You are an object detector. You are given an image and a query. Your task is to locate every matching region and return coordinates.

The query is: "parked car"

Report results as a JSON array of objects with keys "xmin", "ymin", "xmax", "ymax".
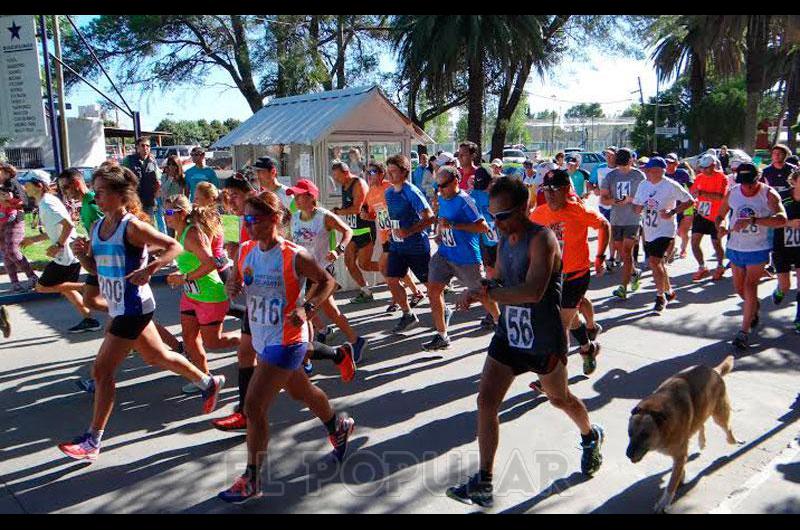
[
  {"xmin": 683, "ymin": 148, "xmax": 750, "ymax": 171},
  {"xmin": 570, "ymin": 152, "xmax": 605, "ymax": 175},
  {"xmin": 502, "ymin": 148, "xmax": 527, "ymax": 165},
  {"xmin": 152, "ymin": 145, "xmax": 198, "ymax": 169},
  {"xmin": 563, "ymin": 147, "xmax": 583, "ymax": 154}
]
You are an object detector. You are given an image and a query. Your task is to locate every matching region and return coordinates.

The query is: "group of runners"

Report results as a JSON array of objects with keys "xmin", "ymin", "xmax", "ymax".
[{"xmin": 0, "ymin": 138, "xmax": 798, "ymax": 508}]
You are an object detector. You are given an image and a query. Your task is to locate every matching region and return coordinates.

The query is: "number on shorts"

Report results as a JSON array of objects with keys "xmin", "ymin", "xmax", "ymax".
[
  {"xmin": 440, "ymin": 227, "xmax": 456, "ymax": 247},
  {"xmin": 785, "ymin": 227, "xmax": 800, "ymax": 247},
  {"xmin": 644, "ymin": 209, "xmax": 659, "ymax": 228},
  {"xmin": 249, "ymin": 296, "xmax": 282, "ymax": 326},
  {"xmin": 505, "ymin": 306, "xmax": 534, "ymax": 349}
]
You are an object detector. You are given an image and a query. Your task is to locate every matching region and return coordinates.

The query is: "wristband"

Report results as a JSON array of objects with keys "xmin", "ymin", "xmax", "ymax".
[
  {"xmin": 303, "ymin": 301, "xmax": 316, "ymax": 314},
  {"xmin": 335, "ymin": 244, "xmax": 346, "ymax": 254}
]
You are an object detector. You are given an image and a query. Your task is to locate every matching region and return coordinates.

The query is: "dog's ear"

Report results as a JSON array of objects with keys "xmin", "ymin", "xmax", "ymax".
[{"xmin": 631, "ymin": 406, "xmax": 641, "ymax": 415}]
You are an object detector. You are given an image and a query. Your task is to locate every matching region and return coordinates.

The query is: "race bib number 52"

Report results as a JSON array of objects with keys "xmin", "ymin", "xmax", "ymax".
[{"xmin": 505, "ymin": 306, "xmax": 534, "ymax": 349}]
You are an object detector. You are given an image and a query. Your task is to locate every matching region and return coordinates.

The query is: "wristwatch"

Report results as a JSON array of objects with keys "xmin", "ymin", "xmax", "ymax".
[
  {"xmin": 303, "ymin": 301, "xmax": 317, "ymax": 315},
  {"xmin": 335, "ymin": 243, "xmax": 346, "ymax": 254}
]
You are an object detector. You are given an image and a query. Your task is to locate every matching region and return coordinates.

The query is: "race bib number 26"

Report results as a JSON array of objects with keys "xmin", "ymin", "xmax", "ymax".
[{"xmin": 505, "ymin": 306, "xmax": 534, "ymax": 349}]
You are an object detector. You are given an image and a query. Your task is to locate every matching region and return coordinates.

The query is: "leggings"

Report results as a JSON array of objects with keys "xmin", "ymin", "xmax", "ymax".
[{"xmin": 1, "ymin": 219, "xmax": 36, "ymax": 284}]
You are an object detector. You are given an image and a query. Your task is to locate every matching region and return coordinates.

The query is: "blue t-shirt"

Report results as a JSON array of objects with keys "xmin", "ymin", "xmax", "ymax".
[
  {"xmin": 385, "ymin": 182, "xmax": 432, "ymax": 255},
  {"xmin": 411, "ymin": 165, "xmax": 426, "ymax": 189},
  {"xmin": 184, "ymin": 166, "xmax": 220, "ymax": 201},
  {"xmin": 469, "ymin": 188, "xmax": 498, "ymax": 247},
  {"xmin": 437, "ymin": 190, "xmax": 483, "ymax": 264}
]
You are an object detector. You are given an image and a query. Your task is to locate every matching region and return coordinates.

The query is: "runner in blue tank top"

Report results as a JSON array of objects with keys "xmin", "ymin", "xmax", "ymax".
[{"xmin": 57, "ymin": 165, "xmax": 226, "ymax": 462}]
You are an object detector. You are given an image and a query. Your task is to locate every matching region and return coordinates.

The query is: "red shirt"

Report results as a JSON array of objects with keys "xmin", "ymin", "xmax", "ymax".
[{"xmin": 459, "ymin": 165, "xmax": 477, "ymax": 191}]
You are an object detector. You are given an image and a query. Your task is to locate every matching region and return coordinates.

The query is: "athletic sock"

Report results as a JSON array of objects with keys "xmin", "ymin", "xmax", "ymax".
[
  {"xmin": 309, "ymin": 341, "xmax": 340, "ymax": 363},
  {"xmin": 440, "ymin": 332, "xmax": 449, "ymax": 341},
  {"xmin": 245, "ymin": 464, "xmax": 258, "ymax": 483},
  {"xmin": 197, "ymin": 374, "xmax": 212, "ymax": 390},
  {"xmin": 581, "ymin": 428, "xmax": 598, "ymax": 445},
  {"xmin": 361, "ymin": 286, "xmax": 371, "ymax": 295},
  {"xmin": 479, "ymin": 469, "xmax": 493, "ymax": 483},
  {"xmin": 238, "ymin": 367, "xmax": 255, "ymax": 412},
  {"xmin": 570, "ymin": 323, "xmax": 590, "ymax": 347},
  {"xmin": 323, "ymin": 414, "xmax": 337, "ymax": 435},
  {"xmin": 88, "ymin": 428, "xmax": 103, "ymax": 446}
]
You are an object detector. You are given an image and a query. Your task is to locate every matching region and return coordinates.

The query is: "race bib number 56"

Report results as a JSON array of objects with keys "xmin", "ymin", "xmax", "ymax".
[{"xmin": 505, "ymin": 306, "xmax": 534, "ymax": 349}]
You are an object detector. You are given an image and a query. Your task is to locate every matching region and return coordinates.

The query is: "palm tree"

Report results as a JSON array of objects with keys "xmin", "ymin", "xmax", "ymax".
[{"xmin": 392, "ymin": 16, "xmax": 546, "ymax": 147}]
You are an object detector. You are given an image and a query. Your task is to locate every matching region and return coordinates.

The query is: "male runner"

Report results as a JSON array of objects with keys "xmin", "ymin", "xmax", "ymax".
[
  {"xmin": 771, "ymin": 168, "xmax": 800, "ymax": 333},
  {"xmin": 600, "ymin": 148, "xmax": 645, "ymax": 300},
  {"xmin": 690, "ymin": 154, "xmax": 728, "ymax": 281},
  {"xmin": 424, "ymin": 165, "xmax": 499, "ymax": 351},
  {"xmin": 470, "ymin": 167, "xmax": 500, "ymax": 328},
  {"xmin": 331, "ymin": 161, "xmax": 379, "ymax": 304},
  {"xmin": 716, "ymin": 163, "xmax": 787, "ymax": 350},
  {"xmin": 632, "ymin": 158, "xmax": 695, "ymax": 313},
  {"xmin": 664, "ymin": 153, "xmax": 694, "ymax": 261},
  {"xmin": 446, "ymin": 177, "xmax": 603, "ymax": 507}
]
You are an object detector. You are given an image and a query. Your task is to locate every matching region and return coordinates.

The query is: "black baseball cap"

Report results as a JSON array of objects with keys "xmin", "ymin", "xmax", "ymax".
[
  {"xmin": 225, "ymin": 172, "xmax": 255, "ymax": 192},
  {"xmin": 473, "ymin": 167, "xmax": 493, "ymax": 191},
  {"xmin": 542, "ymin": 169, "xmax": 571, "ymax": 188},
  {"xmin": 252, "ymin": 156, "xmax": 277, "ymax": 171},
  {"xmin": 735, "ymin": 163, "xmax": 759, "ymax": 184}
]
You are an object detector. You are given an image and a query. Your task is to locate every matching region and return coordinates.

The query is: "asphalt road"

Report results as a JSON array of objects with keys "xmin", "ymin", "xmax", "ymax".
[{"xmin": 1, "ymin": 229, "xmax": 798, "ymax": 514}]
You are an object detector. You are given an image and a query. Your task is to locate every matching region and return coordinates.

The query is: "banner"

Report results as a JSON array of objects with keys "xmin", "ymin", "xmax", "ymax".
[{"xmin": 0, "ymin": 15, "xmax": 46, "ymax": 139}]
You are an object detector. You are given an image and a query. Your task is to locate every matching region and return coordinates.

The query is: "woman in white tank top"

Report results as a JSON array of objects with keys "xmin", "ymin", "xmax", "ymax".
[
  {"xmin": 287, "ymin": 179, "xmax": 367, "ymax": 356},
  {"xmin": 57, "ymin": 165, "xmax": 227, "ymax": 463},
  {"xmin": 716, "ymin": 163, "xmax": 787, "ymax": 350}
]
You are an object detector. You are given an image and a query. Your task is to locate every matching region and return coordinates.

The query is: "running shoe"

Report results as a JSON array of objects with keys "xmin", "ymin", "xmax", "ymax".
[
  {"xmin": 336, "ymin": 343, "xmax": 356, "ymax": 383},
  {"xmin": 0, "ymin": 305, "xmax": 10, "ymax": 338},
  {"xmin": 606, "ymin": 258, "xmax": 619, "ymax": 273},
  {"xmin": 580, "ymin": 424, "xmax": 604, "ymax": 476},
  {"xmin": 630, "ymin": 270, "xmax": 641, "ymax": 293},
  {"xmin": 303, "ymin": 359, "xmax": 314, "ymax": 375},
  {"xmin": 10, "ymin": 283, "xmax": 27, "ymax": 293},
  {"xmin": 446, "ymin": 473, "xmax": 494, "ymax": 508},
  {"xmin": 712, "ymin": 266, "xmax": 726, "ymax": 281},
  {"xmin": 68, "ymin": 317, "xmax": 102, "ymax": 334},
  {"xmin": 201, "ymin": 375, "xmax": 226, "ymax": 414},
  {"xmin": 385, "ymin": 303, "xmax": 401, "ymax": 313},
  {"xmin": 443, "ymin": 283, "xmax": 454, "ymax": 295},
  {"xmin": 75, "ymin": 378, "xmax": 95, "ymax": 394},
  {"xmin": 58, "ymin": 432, "xmax": 100, "ymax": 461},
  {"xmin": 692, "ymin": 268, "xmax": 709, "ymax": 282},
  {"xmin": 582, "ymin": 342, "xmax": 599, "ymax": 376},
  {"xmin": 218, "ymin": 475, "xmax": 262, "ymax": 504},
  {"xmin": 653, "ymin": 296, "xmax": 666, "ymax": 314},
  {"xmin": 587, "ymin": 323, "xmax": 603, "ymax": 342},
  {"xmin": 329, "ymin": 413, "xmax": 355, "ymax": 463},
  {"xmin": 352, "ymin": 336, "xmax": 367, "ymax": 364},
  {"xmin": 732, "ymin": 330, "xmax": 749, "ymax": 350},
  {"xmin": 212, "ymin": 411, "xmax": 247, "ymax": 432},
  {"xmin": 349, "ymin": 290, "xmax": 374, "ymax": 304},
  {"xmin": 772, "ymin": 288, "xmax": 785, "ymax": 306},
  {"xmin": 392, "ymin": 312, "xmax": 419, "ymax": 333},
  {"xmin": 315, "ymin": 324, "xmax": 334, "ymax": 344},
  {"xmin": 479, "ymin": 313, "xmax": 496, "ymax": 331},
  {"xmin": 665, "ymin": 291, "xmax": 677, "ymax": 303},
  {"xmin": 612, "ymin": 285, "xmax": 627, "ymax": 300},
  {"xmin": 422, "ymin": 333, "xmax": 451, "ymax": 351},
  {"xmin": 182, "ymin": 382, "xmax": 202, "ymax": 395},
  {"xmin": 409, "ymin": 292, "xmax": 425, "ymax": 308}
]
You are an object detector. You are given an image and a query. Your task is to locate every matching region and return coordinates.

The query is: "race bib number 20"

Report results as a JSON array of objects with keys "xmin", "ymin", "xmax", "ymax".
[
  {"xmin": 505, "ymin": 306, "xmax": 534, "ymax": 349},
  {"xmin": 785, "ymin": 227, "xmax": 800, "ymax": 247}
]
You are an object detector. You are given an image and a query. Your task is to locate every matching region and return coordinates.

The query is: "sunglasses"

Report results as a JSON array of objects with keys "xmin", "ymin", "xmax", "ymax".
[
  {"xmin": 164, "ymin": 208, "xmax": 184, "ymax": 216},
  {"xmin": 436, "ymin": 177, "xmax": 457, "ymax": 189},
  {"xmin": 541, "ymin": 184, "xmax": 567, "ymax": 192},
  {"xmin": 367, "ymin": 169, "xmax": 379, "ymax": 175},
  {"xmin": 487, "ymin": 208, "xmax": 515, "ymax": 222},
  {"xmin": 191, "ymin": 152, "xmax": 203, "ymax": 157},
  {"xmin": 241, "ymin": 214, "xmax": 271, "ymax": 225}
]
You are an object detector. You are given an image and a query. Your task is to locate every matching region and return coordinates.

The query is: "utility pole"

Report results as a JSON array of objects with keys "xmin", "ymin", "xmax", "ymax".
[
  {"xmin": 637, "ymin": 76, "xmax": 647, "ymax": 154},
  {"xmin": 654, "ymin": 77, "xmax": 659, "ymax": 154},
  {"xmin": 52, "ymin": 15, "xmax": 70, "ymax": 169},
  {"xmin": 39, "ymin": 16, "xmax": 62, "ymax": 175}
]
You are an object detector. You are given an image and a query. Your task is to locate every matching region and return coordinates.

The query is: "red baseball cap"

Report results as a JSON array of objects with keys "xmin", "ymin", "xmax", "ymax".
[{"xmin": 286, "ymin": 178, "xmax": 319, "ymax": 199}]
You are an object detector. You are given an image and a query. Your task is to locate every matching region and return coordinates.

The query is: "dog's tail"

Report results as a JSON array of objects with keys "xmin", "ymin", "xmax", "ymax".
[{"xmin": 714, "ymin": 355, "xmax": 734, "ymax": 377}]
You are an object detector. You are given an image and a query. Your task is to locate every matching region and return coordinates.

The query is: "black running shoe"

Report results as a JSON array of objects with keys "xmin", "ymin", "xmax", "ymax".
[
  {"xmin": 392, "ymin": 312, "xmax": 419, "ymax": 333},
  {"xmin": 68, "ymin": 318, "xmax": 102, "ymax": 334},
  {"xmin": 422, "ymin": 333, "xmax": 450, "ymax": 351},
  {"xmin": 315, "ymin": 325, "xmax": 334, "ymax": 344},
  {"xmin": 580, "ymin": 424, "xmax": 604, "ymax": 476},
  {"xmin": 653, "ymin": 296, "xmax": 666, "ymax": 314},
  {"xmin": 733, "ymin": 330, "xmax": 749, "ymax": 350},
  {"xmin": 446, "ymin": 473, "xmax": 493, "ymax": 507},
  {"xmin": 409, "ymin": 293, "xmax": 425, "ymax": 308},
  {"xmin": 0, "ymin": 305, "xmax": 10, "ymax": 338},
  {"xmin": 587, "ymin": 323, "xmax": 603, "ymax": 342}
]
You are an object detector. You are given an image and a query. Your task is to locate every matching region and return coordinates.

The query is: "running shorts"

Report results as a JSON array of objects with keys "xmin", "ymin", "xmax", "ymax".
[
  {"xmin": 488, "ymin": 334, "xmax": 567, "ymax": 376},
  {"xmin": 562, "ymin": 270, "xmax": 590, "ymax": 309},
  {"xmin": 180, "ymin": 295, "xmax": 230, "ymax": 326},
  {"xmin": 258, "ymin": 342, "xmax": 309, "ymax": 370},
  {"xmin": 773, "ymin": 248, "xmax": 800, "ymax": 274},
  {"xmin": 644, "ymin": 237, "xmax": 674, "ymax": 259},
  {"xmin": 38, "ymin": 261, "xmax": 81, "ymax": 287},
  {"xmin": 692, "ymin": 215, "xmax": 718, "ymax": 240},
  {"xmin": 352, "ymin": 225, "xmax": 377, "ymax": 249},
  {"xmin": 612, "ymin": 225, "xmax": 640, "ymax": 241},
  {"xmin": 726, "ymin": 248, "xmax": 771, "ymax": 269},
  {"xmin": 428, "ymin": 252, "xmax": 484, "ymax": 290},
  {"xmin": 387, "ymin": 251, "xmax": 430, "ymax": 284},
  {"xmin": 109, "ymin": 312, "xmax": 154, "ymax": 340}
]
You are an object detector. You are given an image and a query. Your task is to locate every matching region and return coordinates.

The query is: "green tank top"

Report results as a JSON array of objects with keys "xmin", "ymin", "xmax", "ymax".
[{"xmin": 176, "ymin": 225, "xmax": 227, "ymax": 303}]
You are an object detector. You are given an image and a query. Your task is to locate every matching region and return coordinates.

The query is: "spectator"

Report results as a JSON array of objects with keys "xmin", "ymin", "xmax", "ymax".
[
  {"xmin": 0, "ymin": 162, "xmax": 37, "ymax": 292},
  {"xmin": 122, "ymin": 135, "xmax": 161, "ymax": 228},
  {"xmin": 412, "ymin": 152, "xmax": 429, "ymax": 189},
  {"xmin": 719, "ymin": 145, "xmax": 730, "ymax": 172},
  {"xmin": 184, "ymin": 147, "xmax": 220, "ymax": 202},
  {"xmin": 490, "ymin": 159, "xmax": 504, "ymax": 177},
  {"xmin": 348, "ymin": 147, "xmax": 366, "ymax": 177},
  {"xmin": 456, "ymin": 141, "xmax": 480, "ymax": 191},
  {"xmin": 762, "ymin": 144, "xmax": 797, "ymax": 192}
]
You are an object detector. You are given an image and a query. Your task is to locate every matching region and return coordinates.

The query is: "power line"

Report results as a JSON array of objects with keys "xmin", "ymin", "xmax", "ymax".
[{"xmin": 526, "ymin": 92, "xmax": 636, "ymax": 106}]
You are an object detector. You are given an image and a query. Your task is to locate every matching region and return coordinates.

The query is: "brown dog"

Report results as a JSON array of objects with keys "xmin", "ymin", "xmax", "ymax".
[{"xmin": 626, "ymin": 355, "xmax": 741, "ymax": 513}]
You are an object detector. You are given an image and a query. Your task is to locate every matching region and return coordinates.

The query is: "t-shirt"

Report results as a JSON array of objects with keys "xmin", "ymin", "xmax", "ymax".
[
  {"xmin": 666, "ymin": 168, "xmax": 694, "ymax": 214},
  {"xmin": 690, "ymin": 170, "xmax": 729, "ymax": 221},
  {"xmin": 364, "ymin": 180, "xmax": 392, "ymax": 244},
  {"xmin": 38, "ymin": 193, "xmax": 78, "ymax": 266},
  {"xmin": 530, "ymin": 201, "xmax": 606, "ymax": 275},
  {"xmin": 411, "ymin": 165, "xmax": 426, "ymax": 189},
  {"xmin": 384, "ymin": 182, "xmax": 432, "ymax": 255},
  {"xmin": 601, "ymin": 167, "xmax": 646, "ymax": 226},
  {"xmin": 568, "ymin": 168, "xmax": 590, "ymax": 196},
  {"xmin": 470, "ymin": 188, "xmax": 498, "ymax": 247},
  {"xmin": 590, "ymin": 164, "xmax": 615, "ymax": 211},
  {"xmin": 762, "ymin": 163, "xmax": 796, "ymax": 191},
  {"xmin": 633, "ymin": 177, "xmax": 694, "ymax": 242},
  {"xmin": 184, "ymin": 166, "xmax": 220, "ymax": 201},
  {"xmin": 262, "ymin": 182, "xmax": 294, "ymax": 210},
  {"xmin": 458, "ymin": 165, "xmax": 477, "ymax": 191},
  {"xmin": 436, "ymin": 190, "xmax": 483, "ymax": 265},
  {"xmin": 775, "ymin": 189, "xmax": 800, "ymax": 251},
  {"xmin": 80, "ymin": 190, "xmax": 103, "ymax": 234},
  {"xmin": 123, "ymin": 154, "xmax": 161, "ymax": 208}
]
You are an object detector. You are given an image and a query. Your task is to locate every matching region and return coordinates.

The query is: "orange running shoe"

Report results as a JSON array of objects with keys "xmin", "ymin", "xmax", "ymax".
[
  {"xmin": 212, "ymin": 411, "xmax": 247, "ymax": 432},
  {"xmin": 692, "ymin": 268, "xmax": 709, "ymax": 282},
  {"xmin": 337, "ymin": 343, "xmax": 356, "ymax": 383},
  {"xmin": 712, "ymin": 266, "xmax": 726, "ymax": 281}
]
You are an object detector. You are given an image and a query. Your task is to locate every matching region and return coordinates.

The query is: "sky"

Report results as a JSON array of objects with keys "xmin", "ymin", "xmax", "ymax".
[{"xmin": 62, "ymin": 16, "xmax": 663, "ymax": 132}]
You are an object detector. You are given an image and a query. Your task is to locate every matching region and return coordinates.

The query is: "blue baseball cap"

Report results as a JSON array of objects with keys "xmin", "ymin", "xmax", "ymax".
[{"xmin": 644, "ymin": 157, "xmax": 667, "ymax": 169}]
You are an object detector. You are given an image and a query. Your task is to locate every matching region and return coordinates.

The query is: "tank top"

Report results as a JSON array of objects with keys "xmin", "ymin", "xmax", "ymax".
[
  {"xmin": 341, "ymin": 177, "xmax": 373, "ymax": 235},
  {"xmin": 210, "ymin": 229, "xmax": 230, "ymax": 271},
  {"xmin": 238, "ymin": 237, "xmax": 309, "ymax": 354},
  {"xmin": 726, "ymin": 184, "xmax": 772, "ymax": 252},
  {"xmin": 496, "ymin": 223, "xmax": 566, "ymax": 356},
  {"xmin": 176, "ymin": 225, "xmax": 228, "ymax": 303},
  {"xmin": 91, "ymin": 213, "xmax": 156, "ymax": 317},
  {"xmin": 291, "ymin": 208, "xmax": 332, "ymax": 267}
]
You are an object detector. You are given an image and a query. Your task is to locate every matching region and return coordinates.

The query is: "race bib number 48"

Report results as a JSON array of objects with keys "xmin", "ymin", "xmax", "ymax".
[
  {"xmin": 376, "ymin": 207, "xmax": 391, "ymax": 230},
  {"xmin": 505, "ymin": 306, "xmax": 534, "ymax": 349},
  {"xmin": 345, "ymin": 214, "xmax": 359, "ymax": 229}
]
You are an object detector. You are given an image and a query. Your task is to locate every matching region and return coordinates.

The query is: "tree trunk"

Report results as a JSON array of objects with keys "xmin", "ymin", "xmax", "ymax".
[
  {"xmin": 687, "ymin": 55, "xmax": 706, "ymax": 154},
  {"xmin": 466, "ymin": 51, "xmax": 484, "ymax": 146},
  {"xmin": 743, "ymin": 15, "xmax": 771, "ymax": 154},
  {"xmin": 786, "ymin": 53, "xmax": 800, "ymax": 152},
  {"xmin": 335, "ymin": 16, "xmax": 346, "ymax": 89},
  {"xmin": 309, "ymin": 15, "xmax": 332, "ymax": 91},
  {"xmin": 492, "ymin": 59, "xmax": 533, "ymax": 160},
  {"xmin": 230, "ymin": 15, "xmax": 263, "ymax": 112},
  {"xmin": 772, "ymin": 80, "xmax": 787, "ymax": 147}
]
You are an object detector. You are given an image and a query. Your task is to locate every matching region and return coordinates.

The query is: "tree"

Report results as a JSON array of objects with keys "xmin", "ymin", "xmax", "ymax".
[
  {"xmin": 564, "ymin": 102, "xmax": 605, "ymax": 120},
  {"xmin": 534, "ymin": 110, "xmax": 558, "ymax": 120},
  {"xmin": 154, "ymin": 118, "xmax": 242, "ymax": 146},
  {"xmin": 620, "ymin": 104, "xmax": 640, "ymax": 118}
]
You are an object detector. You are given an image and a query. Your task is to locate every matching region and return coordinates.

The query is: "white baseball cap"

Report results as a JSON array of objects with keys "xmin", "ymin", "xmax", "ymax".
[
  {"xmin": 27, "ymin": 169, "xmax": 52, "ymax": 186},
  {"xmin": 490, "ymin": 158, "xmax": 503, "ymax": 167},
  {"xmin": 435, "ymin": 152, "xmax": 456, "ymax": 166},
  {"xmin": 698, "ymin": 154, "xmax": 718, "ymax": 168}
]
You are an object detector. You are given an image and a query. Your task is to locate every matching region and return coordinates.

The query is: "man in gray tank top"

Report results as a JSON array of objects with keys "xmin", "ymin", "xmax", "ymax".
[{"xmin": 445, "ymin": 177, "xmax": 604, "ymax": 508}]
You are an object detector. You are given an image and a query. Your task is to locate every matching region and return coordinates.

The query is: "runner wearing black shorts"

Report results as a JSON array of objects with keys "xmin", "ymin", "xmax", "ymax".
[{"xmin": 772, "ymin": 170, "xmax": 800, "ymax": 333}]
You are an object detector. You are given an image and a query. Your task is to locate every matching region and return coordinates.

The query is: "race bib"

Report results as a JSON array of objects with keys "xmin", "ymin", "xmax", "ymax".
[
  {"xmin": 697, "ymin": 201, "xmax": 712, "ymax": 217},
  {"xmin": 100, "ymin": 277, "xmax": 124, "ymax": 308},
  {"xmin": 505, "ymin": 306, "xmax": 534, "ymax": 349},
  {"xmin": 376, "ymin": 207, "xmax": 391, "ymax": 231},
  {"xmin": 183, "ymin": 279, "xmax": 200, "ymax": 295},
  {"xmin": 440, "ymin": 227, "xmax": 456, "ymax": 247},
  {"xmin": 644, "ymin": 209, "xmax": 659, "ymax": 228},
  {"xmin": 485, "ymin": 226, "xmax": 499, "ymax": 243},
  {"xmin": 615, "ymin": 181, "xmax": 631, "ymax": 200},
  {"xmin": 736, "ymin": 209, "xmax": 760, "ymax": 235},
  {"xmin": 549, "ymin": 222, "xmax": 565, "ymax": 247},
  {"xmin": 785, "ymin": 227, "xmax": 800, "ymax": 247},
  {"xmin": 249, "ymin": 295, "xmax": 283, "ymax": 326},
  {"xmin": 390, "ymin": 220, "xmax": 404, "ymax": 243},
  {"xmin": 345, "ymin": 214, "xmax": 359, "ymax": 229}
]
